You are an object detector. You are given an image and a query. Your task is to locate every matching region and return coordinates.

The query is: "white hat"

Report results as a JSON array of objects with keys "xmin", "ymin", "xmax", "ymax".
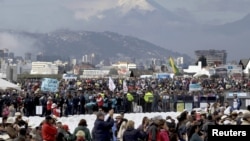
[
  {"xmin": 51, "ymin": 103, "xmax": 57, "ymax": 109},
  {"xmin": 221, "ymin": 115, "xmax": 228, "ymax": 120},
  {"xmin": 15, "ymin": 112, "xmax": 21, "ymax": 117},
  {"xmin": 48, "ymin": 96, "xmax": 52, "ymax": 99},
  {"xmin": 6, "ymin": 117, "xmax": 15, "ymax": 124}
]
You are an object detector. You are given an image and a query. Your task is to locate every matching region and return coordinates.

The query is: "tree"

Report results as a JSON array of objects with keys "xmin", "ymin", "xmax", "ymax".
[{"xmin": 196, "ymin": 55, "xmax": 207, "ymax": 67}]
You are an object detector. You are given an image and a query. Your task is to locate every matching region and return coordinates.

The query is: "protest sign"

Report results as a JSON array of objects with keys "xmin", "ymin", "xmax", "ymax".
[{"xmin": 41, "ymin": 78, "xmax": 59, "ymax": 92}]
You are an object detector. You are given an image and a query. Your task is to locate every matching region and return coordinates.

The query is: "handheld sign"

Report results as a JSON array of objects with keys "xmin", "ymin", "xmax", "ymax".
[{"xmin": 41, "ymin": 78, "xmax": 59, "ymax": 93}]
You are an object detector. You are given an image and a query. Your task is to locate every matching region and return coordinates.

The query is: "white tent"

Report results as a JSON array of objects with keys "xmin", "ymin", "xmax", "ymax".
[
  {"xmin": 0, "ymin": 78, "xmax": 21, "ymax": 91},
  {"xmin": 193, "ymin": 68, "xmax": 210, "ymax": 78}
]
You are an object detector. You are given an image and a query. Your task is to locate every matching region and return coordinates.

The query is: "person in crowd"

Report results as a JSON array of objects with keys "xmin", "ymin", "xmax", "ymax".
[
  {"xmin": 52, "ymin": 103, "xmax": 61, "ymax": 118},
  {"xmin": 188, "ymin": 125, "xmax": 203, "ymax": 141},
  {"xmin": 116, "ymin": 114, "xmax": 128, "ymax": 141},
  {"xmin": 41, "ymin": 115, "xmax": 57, "ymax": 141},
  {"xmin": 137, "ymin": 116, "xmax": 149, "ymax": 131},
  {"xmin": 15, "ymin": 114, "xmax": 28, "ymax": 129},
  {"xmin": 123, "ymin": 120, "xmax": 146, "ymax": 141},
  {"xmin": 176, "ymin": 111, "xmax": 188, "ymax": 141},
  {"xmin": 30, "ymin": 126, "xmax": 43, "ymax": 141},
  {"xmin": 92, "ymin": 109, "xmax": 114, "ymax": 141},
  {"xmin": 147, "ymin": 116, "xmax": 161, "ymax": 141},
  {"xmin": 46, "ymin": 97, "xmax": 53, "ymax": 116},
  {"xmin": 2, "ymin": 104, "xmax": 10, "ymax": 118},
  {"xmin": 5, "ymin": 117, "xmax": 19, "ymax": 139},
  {"xmin": 201, "ymin": 114, "xmax": 214, "ymax": 141},
  {"xmin": 158, "ymin": 119, "xmax": 170, "ymax": 141},
  {"xmin": 14, "ymin": 128, "xmax": 26, "ymax": 141},
  {"xmin": 241, "ymin": 111, "xmax": 250, "ymax": 125},
  {"xmin": 73, "ymin": 119, "xmax": 91, "ymax": 141},
  {"xmin": 62, "ymin": 124, "xmax": 75, "ymax": 141},
  {"xmin": 232, "ymin": 94, "xmax": 242, "ymax": 110}
]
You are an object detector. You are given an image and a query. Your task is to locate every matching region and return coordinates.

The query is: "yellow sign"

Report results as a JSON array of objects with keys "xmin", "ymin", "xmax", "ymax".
[{"xmin": 177, "ymin": 102, "xmax": 185, "ymax": 112}]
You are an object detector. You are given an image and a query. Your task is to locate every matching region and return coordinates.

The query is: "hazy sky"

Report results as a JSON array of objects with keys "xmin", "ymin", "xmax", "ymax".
[{"xmin": 0, "ymin": 0, "xmax": 250, "ymax": 61}]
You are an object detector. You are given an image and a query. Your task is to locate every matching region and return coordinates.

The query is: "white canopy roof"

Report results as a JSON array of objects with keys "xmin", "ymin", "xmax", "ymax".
[
  {"xmin": 193, "ymin": 68, "xmax": 210, "ymax": 78},
  {"xmin": 0, "ymin": 78, "xmax": 21, "ymax": 91}
]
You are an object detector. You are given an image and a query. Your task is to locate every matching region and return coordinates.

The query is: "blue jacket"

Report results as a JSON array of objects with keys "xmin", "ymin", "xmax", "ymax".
[{"xmin": 93, "ymin": 117, "xmax": 114, "ymax": 141}]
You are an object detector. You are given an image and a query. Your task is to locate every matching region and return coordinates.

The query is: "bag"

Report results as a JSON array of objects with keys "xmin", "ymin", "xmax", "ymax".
[{"xmin": 64, "ymin": 132, "xmax": 75, "ymax": 141}]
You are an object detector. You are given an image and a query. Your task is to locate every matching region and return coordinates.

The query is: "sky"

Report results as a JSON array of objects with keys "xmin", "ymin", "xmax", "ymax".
[{"xmin": 0, "ymin": 0, "xmax": 250, "ymax": 61}]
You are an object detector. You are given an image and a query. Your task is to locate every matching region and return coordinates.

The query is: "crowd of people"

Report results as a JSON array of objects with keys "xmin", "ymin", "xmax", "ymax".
[{"xmin": 0, "ymin": 76, "xmax": 250, "ymax": 140}]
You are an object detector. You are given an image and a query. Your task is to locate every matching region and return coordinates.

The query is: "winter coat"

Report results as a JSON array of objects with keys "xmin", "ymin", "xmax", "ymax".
[
  {"xmin": 42, "ymin": 122, "xmax": 57, "ymax": 141},
  {"xmin": 123, "ymin": 127, "xmax": 146, "ymax": 141},
  {"xmin": 93, "ymin": 117, "xmax": 114, "ymax": 141},
  {"xmin": 73, "ymin": 126, "xmax": 92, "ymax": 141},
  {"xmin": 159, "ymin": 129, "xmax": 170, "ymax": 141}
]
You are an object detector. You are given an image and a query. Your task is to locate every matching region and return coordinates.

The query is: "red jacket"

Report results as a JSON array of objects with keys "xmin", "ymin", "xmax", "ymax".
[
  {"xmin": 47, "ymin": 101, "xmax": 53, "ymax": 111},
  {"xmin": 42, "ymin": 122, "xmax": 57, "ymax": 141},
  {"xmin": 159, "ymin": 129, "xmax": 170, "ymax": 141}
]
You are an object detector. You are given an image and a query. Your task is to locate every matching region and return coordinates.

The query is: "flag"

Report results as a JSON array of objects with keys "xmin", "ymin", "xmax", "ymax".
[
  {"xmin": 169, "ymin": 57, "xmax": 179, "ymax": 74},
  {"xmin": 108, "ymin": 77, "xmax": 116, "ymax": 91},
  {"xmin": 123, "ymin": 80, "xmax": 128, "ymax": 93}
]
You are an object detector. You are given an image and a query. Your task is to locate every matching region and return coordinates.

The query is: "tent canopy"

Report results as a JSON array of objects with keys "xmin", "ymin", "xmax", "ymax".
[
  {"xmin": 0, "ymin": 78, "xmax": 21, "ymax": 91},
  {"xmin": 193, "ymin": 68, "xmax": 210, "ymax": 78}
]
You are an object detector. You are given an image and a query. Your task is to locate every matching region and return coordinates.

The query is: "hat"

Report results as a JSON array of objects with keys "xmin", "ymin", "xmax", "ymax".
[
  {"xmin": 48, "ymin": 96, "xmax": 52, "ymax": 99},
  {"xmin": 76, "ymin": 130, "xmax": 85, "ymax": 137},
  {"xmin": 6, "ymin": 117, "xmax": 14, "ymax": 124},
  {"xmin": 63, "ymin": 124, "xmax": 69, "ymax": 131},
  {"xmin": 15, "ymin": 112, "xmax": 21, "ymax": 117},
  {"xmin": 51, "ymin": 103, "xmax": 57, "ymax": 109},
  {"xmin": 115, "ymin": 115, "xmax": 122, "ymax": 119},
  {"xmin": 221, "ymin": 115, "xmax": 228, "ymax": 120},
  {"xmin": 243, "ymin": 111, "xmax": 250, "ymax": 119}
]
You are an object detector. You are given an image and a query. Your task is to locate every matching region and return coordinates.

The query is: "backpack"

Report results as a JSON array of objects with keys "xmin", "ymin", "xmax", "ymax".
[{"xmin": 64, "ymin": 132, "xmax": 75, "ymax": 141}]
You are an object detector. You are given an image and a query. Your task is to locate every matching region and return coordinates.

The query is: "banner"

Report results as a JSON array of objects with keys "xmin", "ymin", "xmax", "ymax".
[
  {"xmin": 185, "ymin": 103, "xmax": 193, "ymax": 111},
  {"xmin": 41, "ymin": 78, "xmax": 59, "ymax": 92},
  {"xmin": 108, "ymin": 77, "xmax": 116, "ymax": 91},
  {"xmin": 189, "ymin": 83, "xmax": 202, "ymax": 91},
  {"xmin": 123, "ymin": 80, "xmax": 128, "ymax": 93},
  {"xmin": 36, "ymin": 106, "xmax": 43, "ymax": 115},
  {"xmin": 177, "ymin": 102, "xmax": 185, "ymax": 112}
]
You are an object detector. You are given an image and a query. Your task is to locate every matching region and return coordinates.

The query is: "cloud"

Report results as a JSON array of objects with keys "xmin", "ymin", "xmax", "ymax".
[
  {"xmin": 0, "ymin": 32, "xmax": 39, "ymax": 56},
  {"xmin": 66, "ymin": 0, "xmax": 117, "ymax": 20}
]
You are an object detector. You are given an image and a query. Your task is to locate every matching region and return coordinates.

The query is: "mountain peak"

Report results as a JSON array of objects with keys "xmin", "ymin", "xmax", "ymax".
[{"xmin": 118, "ymin": 0, "xmax": 155, "ymax": 14}]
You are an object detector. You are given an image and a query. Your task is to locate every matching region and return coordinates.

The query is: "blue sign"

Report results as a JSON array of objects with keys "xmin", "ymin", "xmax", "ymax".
[
  {"xmin": 41, "ymin": 78, "xmax": 59, "ymax": 92},
  {"xmin": 189, "ymin": 83, "xmax": 202, "ymax": 91}
]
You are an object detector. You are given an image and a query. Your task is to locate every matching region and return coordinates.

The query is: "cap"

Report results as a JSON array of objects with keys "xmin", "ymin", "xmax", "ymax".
[
  {"xmin": 51, "ymin": 103, "xmax": 57, "ymax": 109},
  {"xmin": 63, "ymin": 124, "xmax": 69, "ymax": 131}
]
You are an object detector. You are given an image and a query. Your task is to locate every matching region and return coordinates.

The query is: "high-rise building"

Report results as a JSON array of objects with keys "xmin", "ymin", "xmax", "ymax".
[
  {"xmin": 8, "ymin": 52, "xmax": 14, "ymax": 59},
  {"xmin": 0, "ymin": 50, "xmax": 4, "ymax": 59},
  {"xmin": 25, "ymin": 52, "xmax": 32, "ymax": 61},
  {"xmin": 195, "ymin": 50, "xmax": 227, "ymax": 66}
]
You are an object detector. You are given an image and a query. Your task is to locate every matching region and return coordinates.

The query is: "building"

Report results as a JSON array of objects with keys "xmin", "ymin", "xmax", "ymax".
[
  {"xmin": 30, "ymin": 62, "xmax": 58, "ymax": 74},
  {"xmin": 195, "ymin": 50, "xmax": 227, "ymax": 66},
  {"xmin": 25, "ymin": 52, "xmax": 32, "ymax": 61}
]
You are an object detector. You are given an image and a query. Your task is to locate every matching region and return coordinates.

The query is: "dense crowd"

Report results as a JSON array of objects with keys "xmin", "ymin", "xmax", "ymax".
[{"xmin": 0, "ymin": 77, "xmax": 250, "ymax": 140}]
